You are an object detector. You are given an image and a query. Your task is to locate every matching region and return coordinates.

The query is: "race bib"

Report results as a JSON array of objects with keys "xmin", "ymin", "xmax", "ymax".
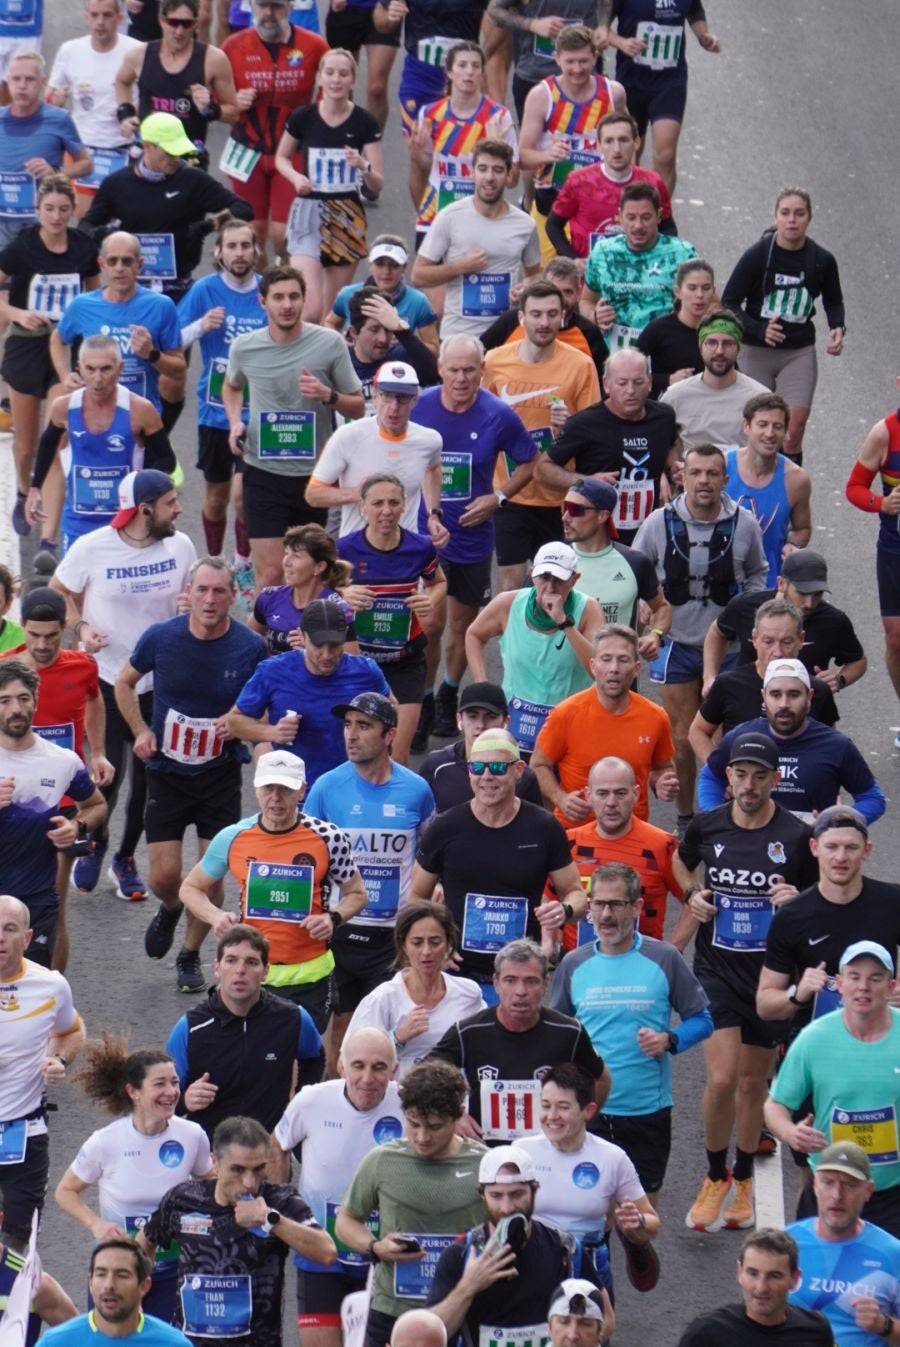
[
  {"xmin": 437, "ymin": 178, "xmax": 475, "ymax": 211},
  {"xmin": 615, "ymin": 476, "xmax": 656, "ymax": 529},
  {"xmin": 180, "ymin": 1274, "xmax": 252, "ymax": 1337},
  {"xmin": 830, "ymin": 1105, "xmax": 899, "ymax": 1165},
  {"xmin": 119, "ymin": 363, "xmax": 148, "ymax": 398},
  {"xmin": 576, "ymin": 917, "xmax": 595, "ymax": 946},
  {"xmin": 393, "ymin": 1235, "xmax": 457, "ymax": 1299},
  {"xmin": 0, "ymin": 0, "xmax": 37, "ymax": 25},
  {"xmin": 610, "ymin": 323, "xmax": 642, "ymax": 351},
  {"xmin": 480, "ymin": 1324, "xmax": 548, "ymax": 1347},
  {"xmin": 550, "ymin": 135, "xmax": 600, "ymax": 187},
  {"xmin": 528, "ymin": 425, "xmax": 553, "ymax": 457},
  {"xmin": 353, "ymin": 596, "xmax": 412, "ymax": 649},
  {"xmin": 461, "ymin": 893, "xmax": 528, "ymax": 952},
  {"xmin": 441, "ymin": 452, "xmax": 472, "ymax": 501},
  {"xmin": 416, "ymin": 36, "xmax": 457, "ymax": 67},
  {"xmin": 124, "ymin": 1214, "xmax": 180, "ymax": 1268},
  {"xmin": 27, "ymin": 272, "xmax": 81, "ymax": 321},
  {"xmin": 207, "ymin": 357, "xmax": 249, "ymax": 411},
  {"xmin": 310, "ymin": 147, "xmax": 358, "ymax": 192},
  {"xmin": 634, "ymin": 20, "xmax": 683, "ymax": 69},
  {"xmin": 356, "ymin": 858, "xmax": 401, "ymax": 920},
  {"xmin": 326, "ymin": 1202, "xmax": 379, "ymax": 1269},
  {"xmin": 461, "ymin": 272, "xmax": 510, "ymax": 318},
  {"xmin": 480, "ymin": 1079, "xmax": 540, "ymax": 1141},
  {"xmin": 0, "ymin": 171, "xmax": 35, "ymax": 218},
  {"xmin": 34, "ymin": 722, "xmax": 75, "ymax": 752},
  {"xmin": 257, "ymin": 410, "xmax": 316, "ymax": 460},
  {"xmin": 136, "ymin": 233, "xmax": 177, "ymax": 281},
  {"xmin": 245, "ymin": 861, "xmax": 314, "ymax": 922},
  {"xmin": 219, "ymin": 136, "xmax": 261, "ymax": 184},
  {"xmin": 72, "ymin": 462, "xmax": 129, "ymax": 516},
  {"xmin": 760, "ymin": 282, "xmax": 813, "ymax": 324},
  {"xmin": 0, "ymin": 1119, "xmax": 26, "ymax": 1165},
  {"xmin": 163, "ymin": 708, "xmax": 225, "ymax": 766},
  {"xmin": 79, "ymin": 146, "xmax": 130, "ymax": 192},
  {"xmin": 711, "ymin": 893, "xmax": 773, "ymax": 953},
  {"xmin": 507, "ymin": 695, "xmax": 551, "ymax": 753},
  {"xmin": 812, "ymin": 977, "xmax": 842, "ymax": 1020}
]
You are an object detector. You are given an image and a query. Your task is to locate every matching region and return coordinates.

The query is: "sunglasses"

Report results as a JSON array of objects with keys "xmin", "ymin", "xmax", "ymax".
[
  {"xmin": 467, "ymin": 760, "xmax": 514, "ymax": 777},
  {"xmin": 165, "ymin": 16, "xmax": 196, "ymax": 27},
  {"xmin": 562, "ymin": 502, "xmax": 598, "ymax": 518}
]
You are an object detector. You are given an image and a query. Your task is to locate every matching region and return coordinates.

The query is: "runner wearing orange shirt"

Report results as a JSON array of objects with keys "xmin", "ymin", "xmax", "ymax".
[
  {"xmin": 482, "ymin": 277, "xmax": 600, "ymax": 590},
  {"xmin": 531, "ymin": 621, "xmax": 677, "ymax": 827}
]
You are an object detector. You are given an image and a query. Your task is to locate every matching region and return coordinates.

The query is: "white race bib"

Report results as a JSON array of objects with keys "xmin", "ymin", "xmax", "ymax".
[{"xmin": 162, "ymin": 708, "xmax": 224, "ymax": 765}]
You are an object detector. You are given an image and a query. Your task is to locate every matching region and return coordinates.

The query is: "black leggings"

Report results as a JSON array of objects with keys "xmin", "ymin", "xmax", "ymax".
[{"xmin": 96, "ymin": 681, "xmax": 154, "ymax": 857}]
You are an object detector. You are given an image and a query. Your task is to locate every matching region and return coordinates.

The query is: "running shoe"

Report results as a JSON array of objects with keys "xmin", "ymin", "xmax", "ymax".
[
  {"xmin": 108, "ymin": 853, "xmax": 148, "ymax": 902},
  {"xmin": 33, "ymin": 543, "xmax": 58, "ymax": 576},
  {"xmin": 145, "ymin": 901, "xmax": 184, "ymax": 959},
  {"xmin": 175, "ymin": 948, "xmax": 205, "ymax": 993},
  {"xmin": 74, "ymin": 837, "xmax": 108, "ymax": 893},
  {"xmin": 0, "ymin": 400, "xmax": 13, "ymax": 433},
  {"xmin": 723, "ymin": 1178, "xmax": 755, "ymax": 1230},
  {"xmin": 432, "ymin": 682, "xmax": 459, "ymax": 737},
  {"xmin": 615, "ymin": 1225, "xmax": 660, "ymax": 1292},
  {"xmin": 756, "ymin": 1128, "xmax": 777, "ymax": 1157},
  {"xmin": 686, "ymin": 1174, "xmax": 732, "ymax": 1232}
]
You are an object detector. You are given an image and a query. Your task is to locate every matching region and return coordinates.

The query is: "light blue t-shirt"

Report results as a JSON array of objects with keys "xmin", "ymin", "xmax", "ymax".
[
  {"xmin": 305, "ymin": 760, "xmax": 435, "ymax": 926},
  {"xmin": 788, "ymin": 1218, "xmax": 900, "ymax": 1347},
  {"xmin": 177, "ymin": 273, "xmax": 265, "ymax": 429},
  {"xmin": 43, "ymin": 1313, "xmax": 191, "ymax": 1347},
  {"xmin": 331, "ymin": 281, "xmax": 437, "ymax": 332},
  {"xmin": 57, "ymin": 288, "xmax": 181, "ymax": 411}
]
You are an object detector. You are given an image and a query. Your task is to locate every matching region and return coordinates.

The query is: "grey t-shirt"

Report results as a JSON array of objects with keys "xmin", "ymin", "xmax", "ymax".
[
  {"xmin": 660, "ymin": 370, "xmax": 769, "ymax": 453},
  {"xmin": 511, "ymin": 0, "xmax": 605, "ymax": 83},
  {"xmin": 418, "ymin": 197, "xmax": 541, "ymax": 338},
  {"xmin": 225, "ymin": 322, "xmax": 362, "ymax": 476}
]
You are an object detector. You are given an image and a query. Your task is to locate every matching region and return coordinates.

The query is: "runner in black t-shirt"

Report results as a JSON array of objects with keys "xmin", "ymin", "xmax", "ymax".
[
  {"xmin": 533, "ymin": 348, "xmax": 681, "ymax": 544},
  {"xmin": 674, "ymin": 731, "xmax": 816, "ymax": 1234},
  {"xmin": 411, "ymin": 728, "xmax": 585, "ymax": 988}
]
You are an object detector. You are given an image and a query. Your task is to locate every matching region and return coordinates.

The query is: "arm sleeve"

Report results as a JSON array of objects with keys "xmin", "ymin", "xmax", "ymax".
[
  {"xmin": 395, "ymin": 328, "xmax": 439, "ymax": 387},
  {"xmin": 31, "ymin": 421, "xmax": 66, "ymax": 489},
  {"xmin": 846, "ymin": 459, "xmax": 883, "ymax": 513},
  {"xmin": 848, "ymin": 780, "xmax": 886, "ymax": 825},
  {"xmin": 697, "ymin": 760, "xmax": 727, "ymax": 810},
  {"xmin": 545, "ymin": 209, "xmax": 577, "ymax": 259},
  {"xmin": 143, "ymin": 427, "xmax": 176, "ymax": 473},
  {"xmin": 672, "ymin": 1006, "xmax": 714, "ymax": 1053},
  {"xmin": 165, "ymin": 1017, "xmax": 190, "ymax": 1085}
]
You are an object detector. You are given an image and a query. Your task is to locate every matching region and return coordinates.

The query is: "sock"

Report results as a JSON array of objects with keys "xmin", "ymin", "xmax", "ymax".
[
  {"xmin": 202, "ymin": 513, "xmax": 226, "ymax": 555},
  {"xmin": 441, "ymin": 676, "xmax": 460, "ymax": 689},
  {"xmin": 733, "ymin": 1148, "xmax": 755, "ymax": 1182},
  {"xmin": 161, "ymin": 398, "xmax": 185, "ymax": 433},
  {"xmin": 234, "ymin": 517, "xmax": 250, "ymax": 559},
  {"xmin": 706, "ymin": 1148, "xmax": 729, "ymax": 1182},
  {"xmin": 422, "ymin": 688, "xmax": 434, "ymax": 702}
]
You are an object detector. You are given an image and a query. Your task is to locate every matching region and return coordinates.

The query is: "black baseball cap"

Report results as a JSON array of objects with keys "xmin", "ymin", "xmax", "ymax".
[
  {"xmin": 728, "ymin": 731, "xmax": 779, "ymax": 770},
  {"xmin": 812, "ymin": 805, "xmax": 869, "ymax": 840},
  {"xmin": 21, "ymin": 587, "xmax": 66, "ymax": 623},
  {"xmin": 458, "ymin": 683, "xmax": 508, "ymax": 716},
  {"xmin": 781, "ymin": 550, "xmax": 830, "ymax": 594},
  {"xmin": 332, "ymin": 692, "xmax": 398, "ymax": 729},
  {"xmin": 300, "ymin": 599, "xmax": 350, "ymax": 645}
]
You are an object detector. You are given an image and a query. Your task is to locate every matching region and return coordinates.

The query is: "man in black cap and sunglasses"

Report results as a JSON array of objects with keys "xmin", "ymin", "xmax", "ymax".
[{"xmin": 418, "ymin": 682, "xmax": 543, "ymax": 812}]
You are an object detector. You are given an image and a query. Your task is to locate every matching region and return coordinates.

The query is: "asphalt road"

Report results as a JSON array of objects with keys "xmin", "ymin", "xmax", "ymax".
[{"xmin": 21, "ymin": 2, "xmax": 900, "ymax": 1343}]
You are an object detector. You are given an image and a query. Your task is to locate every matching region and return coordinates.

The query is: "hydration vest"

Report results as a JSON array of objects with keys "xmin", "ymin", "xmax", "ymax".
[{"xmin": 662, "ymin": 504, "xmax": 738, "ymax": 607}]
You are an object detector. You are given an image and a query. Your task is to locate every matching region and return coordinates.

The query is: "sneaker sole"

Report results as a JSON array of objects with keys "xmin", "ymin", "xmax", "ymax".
[
  {"xmin": 723, "ymin": 1213, "xmax": 756, "ymax": 1230},
  {"xmin": 107, "ymin": 865, "xmax": 147, "ymax": 902},
  {"xmin": 177, "ymin": 979, "xmax": 205, "ymax": 993},
  {"xmin": 686, "ymin": 1210, "xmax": 729, "ymax": 1232}
]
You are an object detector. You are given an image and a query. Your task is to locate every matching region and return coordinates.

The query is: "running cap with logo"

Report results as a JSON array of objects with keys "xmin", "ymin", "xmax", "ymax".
[
  {"xmin": 369, "ymin": 242, "xmax": 408, "ymax": 267},
  {"xmin": 332, "ymin": 692, "xmax": 398, "ymax": 729},
  {"xmin": 569, "ymin": 479, "xmax": 619, "ymax": 538},
  {"xmin": 300, "ymin": 599, "xmax": 350, "ymax": 646},
  {"xmin": 374, "ymin": 361, "xmax": 419, "ymax": 395},
  {"xmin": 811, "ymin": 804, "xmax": 868, "ymax": 840},
  {"xmin": 781, "ymin": 549, "xmax": 830, "ymax": 594},
  {"xmin": 111, "ymin": 469, "xmax": 174, "ymax": 529},
  {"xmin": 532, "ymin": 541, "xmax": 578, "ymax": 581},
  {"xmin": 139, "ymin": 112, "xmax": 196, "ymax": 157},
  {"xmin": 728, "ymin": 731, "xmax": 779, "ymax": 770},
  {"xmin": 459, "ymin": 682, "xmax": 508, "ymax": 716},
  {"xmin": 547, "ymin": 1280, "xmax": 606, "ymax": 1324},
  {"xmin": 254, "ymin": 750, "xmax": 306, "ymax": 790},
  {"xmin": 21, "ymin": 587, "xmax": 66, "ymax": 623},
  {"xmin": 478, "ymin": 1145, "xmax": 537, "ymax": 1185},
  {"xmin": 816, "ymin": 1141, "xmax": 872, "ymax": 1182},
  {"xmin": 762, "ymin": 657, "xmax": 811, "ymax": 689},
  {"xmin": 838, "ymin": 940, "xmax": 895, "ymax": 975},
  {"xmin": 470, "ymin": 728, "xmax": 519, "ymax": 760}
]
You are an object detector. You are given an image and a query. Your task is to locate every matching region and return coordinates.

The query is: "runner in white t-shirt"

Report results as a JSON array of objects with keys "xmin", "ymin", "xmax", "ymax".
[
  {"xmin": 55, "ymin": 1039, "xmax": 213, "ymax": 1321},
  {"xmin": 270, "ymin": 1028, "xmax": 405, "ymax": 1347},
  {"xmin": 517, "ymin": 1064, "xmax": 660, "ymax": 1296}
]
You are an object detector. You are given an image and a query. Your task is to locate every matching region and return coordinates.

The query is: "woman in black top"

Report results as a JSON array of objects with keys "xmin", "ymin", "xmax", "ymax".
[
  {"xmin": 275, "ymin": 48, "xmax": 384, "ymax": 323},
  {"xmin": 0, "ymin": 174, "xmax": 100, "ymax": 554},
  {"xmin": 637, "ymin": 256, "xmax": 714, "ymax": 399},
  {"xmin": 722, "ymin": 187, "xmax": 845, "ymax": 463}
]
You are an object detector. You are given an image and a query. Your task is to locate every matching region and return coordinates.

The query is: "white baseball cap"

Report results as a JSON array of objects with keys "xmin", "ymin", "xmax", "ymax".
[
  {"xmin": 375, "ymin": 361, "xmax": 420, "ymax": 395},
  {"xmin": 547, "ymin": 1280, "xmax": 606, "ymax": 1324},
  {"xmin": 254, "ymin": 750, "xmax": 306, "ymax": 790},
  {"xmin": 478, "ymin": 1145, "xmax": 537, "ymax": 1185},
  {"xmin": 762, "ymin": 657, "xmax": 811, "ymax": 689},
  {"xmin": 532, "ymin": 541, "xmax": 578, "ymax": 581}
]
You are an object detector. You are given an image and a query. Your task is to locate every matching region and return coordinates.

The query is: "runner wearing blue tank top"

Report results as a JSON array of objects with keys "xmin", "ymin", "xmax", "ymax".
[
  {"xmin": 725, "ymin": 393, "xmax": 811, "ymax": 586},
  {"xmin": 26, "ymin": 335, "xmax": 175, "ymax": 555}
]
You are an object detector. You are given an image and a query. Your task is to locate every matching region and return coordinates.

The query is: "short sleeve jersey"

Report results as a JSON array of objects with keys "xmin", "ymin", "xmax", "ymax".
[
  {"xmin": 337, "ymin": 527, "xmax": 439, "ymax": 659},
  {"xmin": 518, "ymin": 1132, "xmax": 643, "ymax": 1242},
  {"xmin": 584, "ymin": 232, "xmax": 697, "ymax": 342},
  {"xmin": 0, "ymin": 959, "xmax": 80, "ymax": 1123},
  {"xmin": 56, "ymin": 288, "xmax": 181, "ymax": 411},
  {"xmin": 312, "ymin": 419, "xmax": 443, "ymax": 536},
  {"xmin": 176, "ymin": 272, "xmax": 266, "ymax": 429},
  {"xmin": 787, "ymin": 1217, "xmax": 900, "ymax": 1347},
  {"xmin": 0, "ymin": 738, "xmax": 95, "ymax": 909},
  {"xmin": 0, "ymin": 225, "xmax": 99, "ymax": 322},
  {"xmin": 1, "ymin": 649, "xmax": 99, "ymax": 762},
  {"xmin": 283, "ymin": 103, "xmax": 381, "ymax": 199}
]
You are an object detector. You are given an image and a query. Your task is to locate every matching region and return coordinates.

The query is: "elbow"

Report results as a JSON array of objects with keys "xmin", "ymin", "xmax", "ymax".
[{"xmin": 317, "ymin": 1233, "xmax": 338, "ymax": 1267}]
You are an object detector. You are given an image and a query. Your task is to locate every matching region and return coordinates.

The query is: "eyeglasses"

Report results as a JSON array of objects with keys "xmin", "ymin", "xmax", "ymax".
[
  {"xmin": 562, "ymin": 502, "xmax": 598, "ymax": 518},
  {"xmin": 467, "ymin": 760, "xmax": 514, "ymax": 777},
  {"xmin": 104, "ymin": 255, "xmax": 139, "ymax": 266},
  {"xmin": 165, "ymin": 15, "xmax": 196, "ymax": 27},
  {"xmin": 588, "ymin": 899, "xmax": 633, "ymax": 913}
]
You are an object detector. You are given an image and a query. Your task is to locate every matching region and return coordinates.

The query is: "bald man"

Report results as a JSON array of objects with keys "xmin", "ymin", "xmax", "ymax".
[{"xmin": 391, "ymin": 1309, "xmax": 448, "ymax": 1347}]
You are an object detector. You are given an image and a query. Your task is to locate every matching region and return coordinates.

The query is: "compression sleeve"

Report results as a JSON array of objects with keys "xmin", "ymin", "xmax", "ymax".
[
  {"xmin": 846, "ymin": 459, "xmax": 884, "ymax": 512},
  {"xmin": 697, "ymin": 761, "xmax": 727, "ymax": 810},
  {"xmin": 671, "ymin": 1006, "xmax": 713, "ymax": 1054},
  {"xmin": 32, "ymin": 421, "xmax": 66, "ymax": 488},
  {"xmin": 143, "ymin": 426, "xmax": 176, "ymax": 473},
  {"xmin": 396, "ymin": 327, "xmax": 439, "ymax": 387},
  {"xmin": 851, "ymin": 781, "xmax": 887, "ymax": 824}
]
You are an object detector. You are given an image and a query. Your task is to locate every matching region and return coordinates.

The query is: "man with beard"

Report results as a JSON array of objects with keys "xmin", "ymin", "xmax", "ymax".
[
  {"xmin": 661, "ymin": 311, "xmax": 768, "ymax": 452},
  {"xmin": 42, "ymin": 1240, "xmax": 190, "ymax": 1347},
  {"xmin": 346, "ymin": 288, "xmax": 439, "ymax": 413}
]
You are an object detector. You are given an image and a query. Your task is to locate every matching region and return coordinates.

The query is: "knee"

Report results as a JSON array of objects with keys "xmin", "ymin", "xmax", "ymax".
[
  {"xmin": 367, "ymin": 75, "xmax": 388, "ymax": 102},
  {"xmin": 736, "ymin": 1070, "xmax": 767, "ymax": 1101},
  {"xmin": 884, "ymin": 625, "xmax": 900, "ymax": 656}
]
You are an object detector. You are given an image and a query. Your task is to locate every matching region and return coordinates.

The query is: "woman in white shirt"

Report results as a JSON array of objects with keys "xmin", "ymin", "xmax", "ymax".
[
  {"xmin": 55, "ymin": 1034, "xmax": 213, "ymax": 1320},
  {"xmin": 346, "ymin": 901, "xmax": 484, "ymax": 1075}
]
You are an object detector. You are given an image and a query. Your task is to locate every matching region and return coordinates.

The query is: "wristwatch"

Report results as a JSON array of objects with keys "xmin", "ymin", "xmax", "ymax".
[
  {"xmin": 327, "ymin": 388, "xmax": 339, "ymax": 406},
  {"xmin": 262, "ymin": 1209, "xmax": 281, "ymax": 1234},
  {"xmin": 428, "ymin": 507, "xmax": 443, "ymax": 521},
  {"xmin": 147, "ymin": 348, "xmax": 161, "ymax": 364},
  {"xmin": 786, "ymin": 984, "xmax": 808, "ymax": 1006},
  {"xmin": 556, "ymin": 616, "xmax": 575, "ymax": 631},
  {"xmin": 495, "ymin": 490, "xmax": 508, "ymax": 508},
  {"xmin": 666, "ymin": 1032, "xmax": 678, "ymax": 1054}
]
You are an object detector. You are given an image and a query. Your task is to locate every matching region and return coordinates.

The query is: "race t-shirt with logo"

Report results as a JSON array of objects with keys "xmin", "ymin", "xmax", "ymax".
[
  {"xmin": 415, "ymin": 801, "xmax": 572, "ymax": 983},
  {"xmin": 72, "ymin": 1115, "xmax": 212, "ymax": 1276},
  {"xmin": 283, "ymin": 103, "xmax": 381, "ymax": 199},
  {"xmin": 0, "ymin": 738, "xmax": 95, "ymax": 912},
  {"xmin": 482, "ymin": 340, "xmax": 600, "ymax": 509},
  {"xmin": 551, "ymin": 162, "xmax": 674, "ymax": 258},
  {"xmin": 57, "ymin": 287, "xmax": 181, "ymax": 410},
  {"xmin": 543, "ymin": 399, "xmax": 675, "ymax": 542},
  {"xmin": 0, "ymin": 649, "xmax": 98, "ymax": 763},
  {"xmin": 518, "ymin": 1131, "xmax": 643, "ymax": 1247},
  {"xmin": 411, "ymin": 385, "xmax": 536, "ymax": 563},
  {"xmin": 0, "ymin": 959, "xmax": 80, "ymax": 1129},
  {"xmin": 252, "ymin": 585, "xmax": 354, "ymax": 656},
  {"xmin": 221, "ymin": 26, "xmax": 330, "ymax": 156},
  {"xmin": 143, "ymin": 1178, "xmax": 319, "ymax": 1347},
  {"xmin": 313, "ymin": 420, "xmax": 443, "ymax": 536},
  {"xmin": 177, "ymin": 272, "xmax": 265, "ymax": 430},
  {"xmin": 54, "ymin": 527, "xmax": 197, "ymax": 693},
  {"xmin": 129, "ymin": 615, "xmax": 266, "ymax": 776},
  {"xmin": 612, "ymin": 0, "xmax": 693, "ymax": 87},
  {"xmin": 569, "ymin": 541, "xmax": 660, "ymax": 627},
  {"xmin": 0, "ymin": 225, "xmax": 98, "ymax": 331},
  {"xmin": 305, "ymin": 759, "xmax": 434, "ymax": 939},
  {"xmin": 787, "ymin": 1217, "xmax": 900, "ymax": 1347},
  {"xmin": 769, "ymin": 1009, "xmax": 900, "ymax": 1193},
  {"xmin": 272, "ymin": 1078, "xmax": 404, "ymax": 1275},
  {"xmin": 430, "ymin": 1005, "xmax": 604, "ymax": 1134},
  {"xmin": 583, "ymin": 232, "xmax": 697, "ymax": 349},
  {"xmin": 0, "ymin": 106, "xmax": 83, "ymax": 222},
  {"xmin": 338, "ymin": 527, "xmax": 440, "ymax": 664},
  {"xmin": 48, "ymin": 33, "xmax": 143, "ymax": 150},
  {"xmin": 63, "ymin": 385, "xmax": 141, "ymax": 551},
  {"xmin": 678, "ymin": 803, "xmax": 816, "ymax": 1005}
]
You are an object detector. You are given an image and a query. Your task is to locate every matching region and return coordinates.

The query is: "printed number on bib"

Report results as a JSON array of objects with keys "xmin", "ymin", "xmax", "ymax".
[
  {"xmin": 416, "ymin": 36, "xmax": 457, "ymax": 67},
  {"xmin": 258, "ymin": 410, "xmax": 316, "ymax": 460},
  {"xmin": 245, "ymin": 861, "xmax": 313, "ymax": 922},
  {"xmin": 441, "ymin": 452, "xmax": 472, "ymax": 501},
  {"xmin": 830, "ymin": 1105, "xmax": 899, "ymax": 1165},
  {"xmin": 393, "ymin": 1235, "xmax": 457, "ymax": 1299},
  {"xmin": 461, "ymin": 893, "xmax": 528, "ymax": 952},
  {"xmin": 310, "ymin": 147, "xmax": 358, "ymax": 192},
  {"xmin": 219, "ymin": 137, "xmax": 262, "ymax": 184},
  {"xmin": 711, "ymin": 893, "xmax": 773, "ymax": 952},
  {"xmin": 0, "ymin": 172, "xmax": 35, "ymax": 219},
  {"xmin": 461, "ymin": 272, "xmax": 510, "ymax": 319},
  {"xmin": 0, "ymin": 1119, "xmax": 27, "ymax": 1165},
  {"xmin": 615, "ymin": 477, "xmax": 656, "ymax": 529},
  {"xmin": 326, "ymin": 1203, "xmax": 379, "ymax": 1268},
  {"xmin": 163, "ymin": 708, "xmax": 225, "ymax": 766},
  {"xmin": 760, "ymin": 282, "xmax": 813, "ymax": 324},
  {"xmin": 507, "ymin": 695, "xmax": 551, "ymax": 753},
  {"xmin": 480, "ymin": 1079, "xmax": 540, "ymax": 1140},
  {"xmin": 72, "ymin": 463, "xmax": 129, "ymax": 516},
  {"xmin": 479, "ymin": 1324, "xmax": 549, "ymax": 1347},
  {"xmin": 180, "ymin": 1275, "xmax": 252, "ymax": 1338},
  {"xmin": 27, "ymin": 273, "xmax": 81, "ymax": 321},
  {"xmin": 207, "ymin": 358, "xmax": 249, "ymax": 411}
]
